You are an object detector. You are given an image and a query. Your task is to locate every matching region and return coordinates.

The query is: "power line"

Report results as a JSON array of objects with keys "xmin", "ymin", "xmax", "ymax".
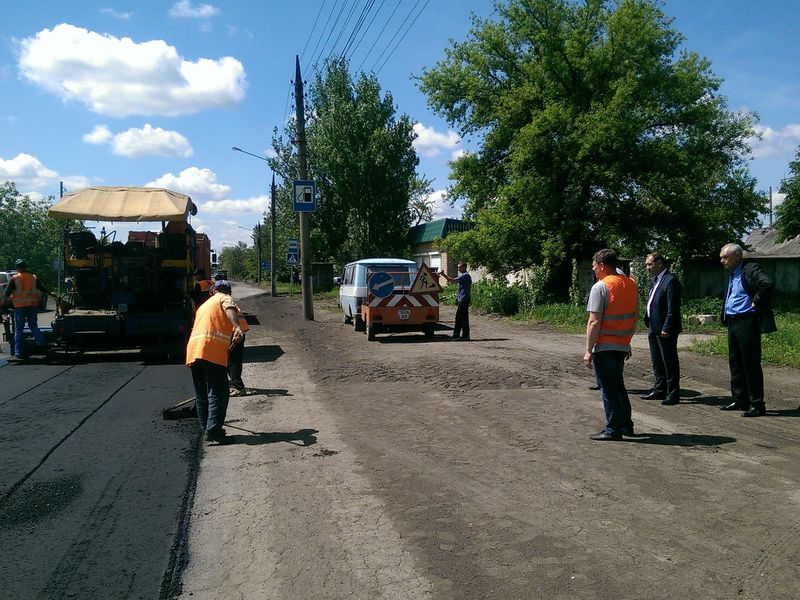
[
  {"xmin": 329, "ymin": 0, "xmax": 362, "ymax": 57},
  {"xmin": 339, "ymin": 0, "xmax": 375, "ymax": 59},
  {"xmin": 300, "ymin": 0, "xmax": 327, "ymax": 66},
  {"xmin": 356, "ymin": 0, "xmax": 404, "ymax": 72},
  {"xmin": 314, "ymin": 0, "xmax": 349, "ymax": 66},
  {"xmin": 375, "ymin": 0, "xmax": 429, "ymax": 74},
  {"xmin": 344, "ymin": 0, "xmax": 387, "ymax": 61},
  {"xmin": 371, "ymin": 0, "xmax": 426, "ymax": 73},
  {"xmin": 308, "ymin": 0, "xmax": 340, "ymax": 67}
]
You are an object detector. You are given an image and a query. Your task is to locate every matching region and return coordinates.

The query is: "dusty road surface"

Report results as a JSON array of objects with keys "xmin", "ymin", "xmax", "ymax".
[{"xmin": 180, "ymin": 291, "xmax": 799, "ymax": 600}]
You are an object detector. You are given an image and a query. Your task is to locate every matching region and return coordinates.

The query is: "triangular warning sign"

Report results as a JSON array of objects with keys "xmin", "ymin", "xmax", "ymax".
[{"xmin": 410, "ymin": 264, "xmax": 442, "ymax": 294}]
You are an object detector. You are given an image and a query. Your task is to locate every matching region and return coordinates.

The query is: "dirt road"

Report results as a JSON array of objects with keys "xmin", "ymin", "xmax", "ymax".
[{"xmin": 179, "ymin": 292, "xmax": 799, "ymax": 600}]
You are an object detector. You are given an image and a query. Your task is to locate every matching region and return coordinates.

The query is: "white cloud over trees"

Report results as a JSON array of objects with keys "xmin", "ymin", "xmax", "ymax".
[
  {"xmin": 17, "ymin": 24, "xmax": 246, "ymax": 117},
  {"xmin": 169, "ymin": 1, "xmax": 220, "ymax": 19},
  {"xmin": 412, "ymin": 123, "xmax": 461, "ymax": 158},
  {"xmin": 146, "ymin": 166, "xmax": 230, "ymax": 201},
  {"xmin": 84, "ymin": 124, "xmax": 193, "ymax": 158}
]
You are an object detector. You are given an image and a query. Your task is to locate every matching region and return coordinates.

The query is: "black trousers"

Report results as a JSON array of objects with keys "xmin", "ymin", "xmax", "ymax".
[
  {"xmin": 228, "ymin": 334, "xmax": 245, "ymax": 390},
  {"xmin": 647, "ymin": 330, "xmax": 680, "ymax": 400},
  {"xmin": 453, "ymin": 300, "xmax": 470, "ymax": 339},
  {"xmin": 727, "ymin": 316, "xmax": 764, "ymax": 408}
]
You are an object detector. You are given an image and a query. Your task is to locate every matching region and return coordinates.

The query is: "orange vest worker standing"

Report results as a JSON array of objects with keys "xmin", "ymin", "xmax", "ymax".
[
  {"xmin": 186, "ymin": 279, "xmax": 243, "ymax": 444},
  {"xmin": 584, "ymin": 248, "xmax": 638, "ymax": 441},
  {"xmin": 6, "ymin": 259, "xmax": 47, "ymax": 361}
]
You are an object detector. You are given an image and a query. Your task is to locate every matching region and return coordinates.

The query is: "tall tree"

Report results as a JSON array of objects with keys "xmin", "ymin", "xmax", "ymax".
[
  {"xmin": 271, "ymin": 57, "xmax": 419, "ymax": 266},
  {"xmin": 0, "ymin": 181, "xmax": 81, "ymax": 288},
  {"xmin": 418, "ymin": 0, "xmax": 763, "ymax": 289},
  {"xmin": 776, "ymin": 147, "xmax": 800, "ymax": 242}
]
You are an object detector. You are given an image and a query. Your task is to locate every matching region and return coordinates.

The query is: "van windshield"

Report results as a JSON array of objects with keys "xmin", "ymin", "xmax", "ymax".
[{"xmin": 367, "ymin": 265, "xmax": 417, "ymax": 290}]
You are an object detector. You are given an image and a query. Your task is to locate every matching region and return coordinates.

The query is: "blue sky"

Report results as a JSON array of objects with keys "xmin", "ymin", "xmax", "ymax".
[{"xmin": 1, "ymin": 1, "xmax": 798, "ymax": 253}]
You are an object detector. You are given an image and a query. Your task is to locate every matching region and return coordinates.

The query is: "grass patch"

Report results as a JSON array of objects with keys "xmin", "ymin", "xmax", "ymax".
[{"xmin": 691, "ymin": 312, "xmax": 800, "ymax": 368}]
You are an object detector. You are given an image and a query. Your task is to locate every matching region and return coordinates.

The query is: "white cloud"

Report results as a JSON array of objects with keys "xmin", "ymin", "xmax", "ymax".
[
  {"xmin": 83, "ymin": 124, "xmax": 112, "ymax": 144},
  {"xmin": 201, "ymin": 195, "xmax": 269, "ymax": 213},
  {"xmin": 100, "ymin": 8, "xmax": 133, "ymax": 19},
  {"xmin": 83, "ymin": 123, "xmax": 193, "ymax": 157},
  {"xmin": 169, "ymin": 1, "xmax": 220, "ymax": 18},
  {"xmin": 0, "ymin": 153, "xmax": 58, "ymax": 189},
  {"xmin": 413, "ymin": 123, "xmax": 461, "ymax": 158},
  {"xmin": 146, "ymin": 166, "xmax": 230, "ymax": 201},
  {"xmin": 750, "ymin": 123, "xmax": 800, "ymax": 159},
  {"xmin": 112, "ymin": 124, "xmax": 193, "ymax": 157},
  {"xmin": 428, "ymin": 189, "xmax": 465, "ymax": 220},
  {"xmin": 17, "ymin": 24, "xmax": 246, "ymax": 117}
]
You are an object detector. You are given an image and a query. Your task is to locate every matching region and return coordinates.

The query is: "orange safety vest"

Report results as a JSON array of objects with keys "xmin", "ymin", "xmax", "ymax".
[
  {"xmin": 595, "ymin": 274, "xmax": 638, "ymax": 351},
  {"xmin": 185, "ymin": 294, "xmax": 235, "ymax": 367},
  {"xmin": 198, "ymin": 279, "xmax": 213, "ymax": 292},
  {"xmin": 10, "ymin": 272, "xmax": 42, "ymax": 308}
]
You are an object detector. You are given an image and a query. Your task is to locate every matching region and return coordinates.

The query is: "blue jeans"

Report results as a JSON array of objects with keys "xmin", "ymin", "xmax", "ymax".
[
  {"xmin": 13, "ymin": 306, "xmax": 45, "ymax": 358},
  {"xmin": 593, "ymin": 350, "xmax": 633, "ymax": 435},
  {"xmin": 190, "ymin": 359, "xmax": 230, "ymax": 434}
]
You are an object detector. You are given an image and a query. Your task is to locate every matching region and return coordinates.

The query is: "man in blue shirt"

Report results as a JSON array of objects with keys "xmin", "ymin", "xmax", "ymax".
[
  {"xmin": 440, "ymin": 261, "xmax": 472, "ymax": 341},
  {"xmin": 719, "ymin": 243, "xmax": 776, "ymax": 417}
]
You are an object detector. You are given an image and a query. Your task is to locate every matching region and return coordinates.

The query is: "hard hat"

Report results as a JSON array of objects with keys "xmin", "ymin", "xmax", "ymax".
[{"xmin": 14, "ymin": 259, "xmax": 27, "ymax": 269}]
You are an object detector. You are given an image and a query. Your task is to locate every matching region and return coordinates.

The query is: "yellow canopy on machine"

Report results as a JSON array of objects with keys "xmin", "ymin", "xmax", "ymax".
[{"xmin": 48, "ymin": 186, "xmax": 196, "ymax": 222}]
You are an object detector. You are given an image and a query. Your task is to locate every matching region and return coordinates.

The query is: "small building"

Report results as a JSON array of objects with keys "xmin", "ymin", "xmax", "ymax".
[
  {"xmin": 742, "ymin": 227, "xmax": 800, "ymax": 295},
  {"xmin": 408, "ymin": 218, "xmax": 472, "ymax": 276}
]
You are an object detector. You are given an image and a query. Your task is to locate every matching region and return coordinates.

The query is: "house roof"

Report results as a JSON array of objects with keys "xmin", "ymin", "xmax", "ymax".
[
  {"xmin": 744, "ymin": 227, "xmax": 800, "ymax": 259},
  {"xmin": 408, "ymin": 218, "xmax": 471, "ymax": 245}
]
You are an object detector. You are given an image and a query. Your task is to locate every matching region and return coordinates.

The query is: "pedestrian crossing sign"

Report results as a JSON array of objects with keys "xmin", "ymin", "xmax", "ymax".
[{"xmin": 410, "ymin": 264, "xmax": 442, "ymax": 294}]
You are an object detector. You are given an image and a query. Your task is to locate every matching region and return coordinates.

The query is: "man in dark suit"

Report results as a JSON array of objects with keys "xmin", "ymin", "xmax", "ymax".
[
  {"xmin": 640, "ymin": 252, "xmax": 682, "ymax": 405},
  {"xmin": 719, "ymin": 243, "xmax": 776, "ymax": 417}
]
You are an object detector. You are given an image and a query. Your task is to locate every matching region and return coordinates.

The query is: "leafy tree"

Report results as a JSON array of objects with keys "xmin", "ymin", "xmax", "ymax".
[
  {"xmin": 776, "ymin": 148, "xmax": 800, "ymax": 241},
  {"xmin": 418, "ymin": 0, "xmax": 763, "ymax": 294},
  {"xmin": 218, "ymin": 242, "xmax": 251, "ymax": 280},
  {"xmin": 0, "ymin": 181, "xmax": 81, "ymax": 288},
  {"xmin": 270, "ymin": 57, "xmax": 419, "ymax": 266},
  {"xmin": 409, "ymin": 176, "xmax": 436, "ymax": 226}
]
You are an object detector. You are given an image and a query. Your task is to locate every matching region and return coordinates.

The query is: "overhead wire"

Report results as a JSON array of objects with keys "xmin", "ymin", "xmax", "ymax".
[
  {"xmin": 344, "ymin": 0, "xmax": 388, "ymax": 61},
  {"xmin": 339, "ymin": 0, "xmax": 376, "ymax": 59},
  {"xmin": 329, "ymin": 0, "xmax": 362, "ymax": 57},
  {"xmin": 370, "ymin": 0, "xmax": 425, "ymax": 73},
  {"xmin": 375, "ymin": 0, "xmax": 429, "ymax": 74},
  {"xmin": 300, "ymin": 0, "xmax": 327, "ymax": 67},
  {"xmin": 308, "ymin": 0, "xmax": 341, "ymax": 67},
  {"xmin": 356, "ymin": 0, "xmax": 405, "ymax": 72},
  {"xmin": 314, "ymin": 0, "xmax": 350, "ymax": 66}
]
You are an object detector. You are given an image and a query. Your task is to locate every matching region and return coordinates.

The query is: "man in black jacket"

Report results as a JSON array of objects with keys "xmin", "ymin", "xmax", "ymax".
[
  {"xmin": 641, "ymin": 252, "xmax": 682, "ymax": 405},
  {"xmin": 719, "ymin": 243, "xmax": 776, "ymax": 417}
]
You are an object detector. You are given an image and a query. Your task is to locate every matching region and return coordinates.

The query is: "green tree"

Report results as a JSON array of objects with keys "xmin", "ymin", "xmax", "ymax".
[
  {"xmin": 776, "ymin": 148, "xmax": 800, "ymax": 241},
  {"xmin": 218, "ymin": 242, "xmax": 250, "ymax": 280},
  {"xmin": 271, "ymin": 57, "xmax": 419, "ymax": 266},
  {"xmin": 0, "ymin": 181, "xmax": 81, "ymax": 288},
  {"xmin": 409, "ymin": 176, "xmax": 436, "ymax": 226},
  {"xmin": 419, "ymin": 0, "xmax": 763, "ymax": 294}
]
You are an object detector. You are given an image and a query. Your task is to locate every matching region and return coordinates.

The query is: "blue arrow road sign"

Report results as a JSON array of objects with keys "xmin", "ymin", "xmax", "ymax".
[{"xmin": 368, "ymin": 272, "xmax": 395, "ymax": 298}]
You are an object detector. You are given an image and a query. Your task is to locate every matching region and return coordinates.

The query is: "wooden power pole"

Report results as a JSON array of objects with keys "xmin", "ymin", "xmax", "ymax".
[{"xmin": 294, "ymin": 55, "xmax": 314, "ymax": 321}]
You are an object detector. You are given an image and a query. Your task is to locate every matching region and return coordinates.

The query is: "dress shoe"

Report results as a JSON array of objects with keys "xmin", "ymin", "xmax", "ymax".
[
  {"xmin": 640, "ymin": 391, "xmax": 666, "ymax": 400},
  {"xmin": 661, "ymin": 398, "xmax": 679, "ymax": 406},
  {"xmin": 720, "ymin": 402, "xmax": 747, "ymax": 411},
  {"xmin": 589, "ymin": 430, "xmax": 622, "ymax": 441},
  {"xmin": 742, "ymin": 404, "xmax": 766, "ymax": 417},
  {"xmin": 589, "ymin": 384, "xmax": 600, "ymax": 390},
  {"xmin": 621, "ymin": 426, "xmax": 636, "ymax": 437}
]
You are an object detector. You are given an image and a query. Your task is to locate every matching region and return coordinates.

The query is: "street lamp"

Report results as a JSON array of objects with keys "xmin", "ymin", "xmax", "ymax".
[{"xmin": 232, "ymin": 146, "xmax": 277, "ymax": 296}]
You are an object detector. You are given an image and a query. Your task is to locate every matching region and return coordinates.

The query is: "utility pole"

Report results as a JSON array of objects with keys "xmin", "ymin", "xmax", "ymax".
[
  {"xmin": 295, "ymin": 55, "xmax": 314, "ymax": 320},
  {"xmin": 270, "ymin": 173, "xmax": 277, "ymax": 296},
  {"xmin": 256, "ymin": 223, "xmax": 262, "ymax": 284}
]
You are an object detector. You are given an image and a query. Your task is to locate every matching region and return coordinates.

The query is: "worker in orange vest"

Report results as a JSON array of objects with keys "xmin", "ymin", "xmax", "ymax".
[
  {"xmin": 5, "ymin": 259, "xmax": 47, "ymax": 361},
  {"xmin": 186, "ymin": 279, "xmax": 244, "ymax": 444},
  {"xmin": 584, "ymin": 248, "xmax": 639, "ymax": 441},
  {"xmin": 191, "ymin": 268, "xmax": 214, "ymax": 307}
]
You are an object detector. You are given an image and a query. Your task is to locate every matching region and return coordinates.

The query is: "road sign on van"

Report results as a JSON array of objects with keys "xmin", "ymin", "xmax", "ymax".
[{"xmin": 410, "ymin": 264, "xmax": 442, "ymax": 294}]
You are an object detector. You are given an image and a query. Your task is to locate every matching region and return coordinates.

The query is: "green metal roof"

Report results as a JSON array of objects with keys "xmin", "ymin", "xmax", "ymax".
[{"xmin": 408, "ymin": 218, "xmax": 471, "ymax": 245}]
